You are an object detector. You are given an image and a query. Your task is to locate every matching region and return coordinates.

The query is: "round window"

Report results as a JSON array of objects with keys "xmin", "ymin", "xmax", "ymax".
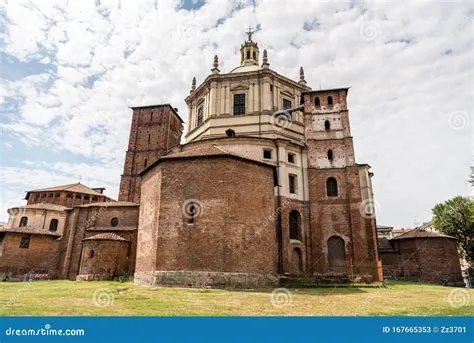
[{"xmin": 111, "ymin": 217, "xmax": 119, "ymax": 227}]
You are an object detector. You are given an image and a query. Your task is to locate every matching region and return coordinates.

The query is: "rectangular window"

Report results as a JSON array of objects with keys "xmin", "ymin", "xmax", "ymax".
[
  {"xmin": 288, "ymin": 153, "xmax": 295, "ymax": 164},
  {"xmin": 282, "ymin": 98, "xmax": 292, "ymax": 110},
  {"xmin": 289, "ymin": 174, "xmax": 297, "ymax": 194},
  {"xmin": 233, "ymin": 94, "xmax": 246, "ymax": 115},
  {"xmin": 20, "ymin": 235, "xmax": 30, "ymax": 249},
  {"xmin": 263, "ymin": 149, "xmax": 272, "ymax": 159},
  {"xmin": 197, "ymin": 106, "xmax": 203, "ymax": 126}
]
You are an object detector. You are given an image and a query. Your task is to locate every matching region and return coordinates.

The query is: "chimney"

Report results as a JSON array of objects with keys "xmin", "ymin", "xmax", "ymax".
[{"xmin": 92, "ymin": 187, "xmax": 105, "ymax": 194}]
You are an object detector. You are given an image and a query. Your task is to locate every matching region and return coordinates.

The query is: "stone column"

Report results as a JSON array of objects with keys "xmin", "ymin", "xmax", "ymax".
[
  {"xmin": 209, "ymin": 82, "xmax": 217, "ymax": 117},
  {"xmin": 262, "ymin": 77, "xmax": 271, "ymax": 112}
]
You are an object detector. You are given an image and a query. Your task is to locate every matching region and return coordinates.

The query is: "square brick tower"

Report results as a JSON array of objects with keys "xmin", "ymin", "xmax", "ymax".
[
  {"xmin": 303, "ymin": 88, "xmax": 382, "ymax": 281},
  {"xmin": 119, "ymin": 104, "xmax": 183, "ymax": 203}
]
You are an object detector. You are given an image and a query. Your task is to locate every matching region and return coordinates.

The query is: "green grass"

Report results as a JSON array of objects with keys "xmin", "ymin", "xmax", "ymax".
[{"xmin": 0, "ymin": 280, "xmax": 472, "ymax": 316}]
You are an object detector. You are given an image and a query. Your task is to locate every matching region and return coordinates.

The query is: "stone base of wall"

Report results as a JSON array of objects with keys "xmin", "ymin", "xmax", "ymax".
[
  {"xmin": 76, "ymin": 273, "xmax": 113, "ymax": 281},
  {"xmin": 134, "ymin": 270, "xmax": 278, "ymax": 289}
]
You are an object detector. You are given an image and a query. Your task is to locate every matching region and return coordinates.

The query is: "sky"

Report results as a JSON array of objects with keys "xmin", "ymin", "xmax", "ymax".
[{"xmin": 0, "ymin": 0, "xmax": 472, "ymax": 227}]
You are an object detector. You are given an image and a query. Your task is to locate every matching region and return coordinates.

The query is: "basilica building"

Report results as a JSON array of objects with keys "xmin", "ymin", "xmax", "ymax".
[{"xmin": 0, "ymin": 32, "xmax": 382, "ymax": 287}]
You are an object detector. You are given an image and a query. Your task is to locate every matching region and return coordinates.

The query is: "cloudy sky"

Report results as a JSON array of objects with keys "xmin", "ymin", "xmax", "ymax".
[{"xmin": 0, "ymin": 0, "xmax": 472, "ymax": 227}]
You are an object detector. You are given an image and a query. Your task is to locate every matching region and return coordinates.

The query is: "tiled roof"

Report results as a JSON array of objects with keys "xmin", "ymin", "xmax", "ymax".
[
  {"xmin": 0, "ymin": 226, "xmax": 61, "ymax": 237},
  {"xmin": 86, "ymin": 226, "xmax": 137, "ymax": 231},
  {"xmin": 27, "ymin": 182, "xmax": 114, "ymax": 199},
  {"xmin": 75, "ymin": 201, "xmax": 138, "ymax": 208},
  {"xmin": 9, "ymin": 203, "xmax": 70, "ymax": 212},
  {"xmin": 83, "ymin": 232, "xmax": 128, "ymax": 242},
  {"xmin": 414, "ymin": 221, "xmax": 433, "ymax": 230},
  {"xmin": 391, "ymin": 228, "xmax": 456, "ymax": 240},
  {"xmin": 377, "ymin": 225, "xmax": 393, "ymax": 230},
  {"xmin": 141, "ymin": 144, "xmax": 276, "ymax": 176}
]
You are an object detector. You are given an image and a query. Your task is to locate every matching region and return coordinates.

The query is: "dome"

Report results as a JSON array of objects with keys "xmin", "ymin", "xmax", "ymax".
[{"xmin": 230, "ymin": 65, "xmax": 262, "ymax": 73}]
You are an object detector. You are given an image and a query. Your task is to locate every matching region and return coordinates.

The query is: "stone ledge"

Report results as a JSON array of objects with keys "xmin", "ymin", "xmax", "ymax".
[{"xmin": 134, "ymin": 270, "xmax": 278, "ymax": 289}]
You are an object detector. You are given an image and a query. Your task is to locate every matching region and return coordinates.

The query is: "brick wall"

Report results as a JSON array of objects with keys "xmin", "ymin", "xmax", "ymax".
[
  {"xmin": 57, "ymin": 205, "xmax": 138, "ymax": 280},
  {"xmin": 78, "ymin": 240, "xmax": 130, "ymax": 278},
  {"xmin": 380, "ymin": 238, "xmax": 463, "ymax": 285},
  {"xmin": 136, "ymin": 155, "xmax": 277, "ymax": 282},
  {"xmin": 119, "ymin": 105, "xmax": 183, "ymax": 203},
  {"xmin": 0, "ymin": 233, "xmax": 59, "ymax": 278}
]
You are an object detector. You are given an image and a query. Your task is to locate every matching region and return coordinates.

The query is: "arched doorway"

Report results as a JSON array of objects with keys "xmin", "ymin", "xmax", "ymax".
[{"xmin": 327, "ymin": 236, "xmax": 346, "ymax": 273}]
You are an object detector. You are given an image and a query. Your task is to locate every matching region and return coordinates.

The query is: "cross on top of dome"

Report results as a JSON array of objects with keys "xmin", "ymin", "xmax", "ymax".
[{"xmin": 246, "ymin": 26, "xmax": 254, "ymax": 42}]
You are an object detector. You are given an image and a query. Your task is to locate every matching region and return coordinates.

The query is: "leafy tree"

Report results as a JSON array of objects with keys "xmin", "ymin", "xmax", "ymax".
[{"xmin": 432, "ymin": 196, "xmax": 474, "ymax": 264}]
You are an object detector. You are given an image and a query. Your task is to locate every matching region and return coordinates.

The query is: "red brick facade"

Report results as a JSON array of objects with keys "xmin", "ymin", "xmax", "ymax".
[
  {"xmin": 379, "ymin": 236, "xmax": 463, "ymax": 285},
  {"xmin": 135, "ymin": 156, "xmax": 278, "ymax": 287},
  {"xmin": 302, "ymin": 89, "xmax": 381, "ymax": 280},
  {"xmin": 118, "ymin": 104, "xmax": 183, "ymax": 204}
]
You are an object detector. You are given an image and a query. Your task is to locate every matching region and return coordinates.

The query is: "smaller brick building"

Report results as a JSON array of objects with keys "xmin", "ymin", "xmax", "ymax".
[{"xmin": 379, "ymin": 229, "xmax": 463, "ymax": 286}]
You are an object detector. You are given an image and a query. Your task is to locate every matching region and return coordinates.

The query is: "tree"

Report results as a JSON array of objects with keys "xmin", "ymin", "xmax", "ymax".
[{"xmin": 432, "ymin": 196, "xmax": 474, "ymax": 264}]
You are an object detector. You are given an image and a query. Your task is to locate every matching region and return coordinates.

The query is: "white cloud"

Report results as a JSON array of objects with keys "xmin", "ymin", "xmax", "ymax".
[{"xmin": 0, "ymin": 0, "xmax": 472, "ymax": 227}]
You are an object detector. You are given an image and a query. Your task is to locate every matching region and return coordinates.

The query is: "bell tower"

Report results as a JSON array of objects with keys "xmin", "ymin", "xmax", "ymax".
[
  {"xmin": 303, "ymin": 88, "xmax": 382, "ymax": 281},
  {"xmin": 240, "ymin": 26, "xmax": 259, "ymax": 66},
  {"xmin": 118, "ymin": 104, "xmax": 183, "ymax": 203}
]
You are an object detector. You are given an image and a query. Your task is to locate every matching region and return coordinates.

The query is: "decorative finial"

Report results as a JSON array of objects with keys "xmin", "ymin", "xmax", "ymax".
[
  {"xmin": 298, "ymin": 66, "xmax": 307, "ymax": 85},
  {"xmin": 262, "ymin": 49, "xmax": 269, "ymax": 68},
  {"xmin": 246, "ymin": 26, "xmax": 254, "ymax": 42},
  {"xmin": 190, "ymin": 76, "xmax": 196, "ymax": 93},
  {"xmin": 211, "ymin": 55, "xmax": 220, "ymax": 74}
]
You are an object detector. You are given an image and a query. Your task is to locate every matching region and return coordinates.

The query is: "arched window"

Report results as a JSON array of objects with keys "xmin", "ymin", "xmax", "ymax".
[
  {"xmin": 111, "ymin": 217, "xmax": 119, "ymax": 227},
  {"xmin": 324, "ymin": 119, "xmax": 331, "ymax": 131},
  {"xmin": 327, "ymin": 236, "xmax": 346, "ymax": 272},
  {"xmin": 148, "ymin": 134, "xmax": 151, "ymax": 144},
  {"xmin": 150, "ymin": 112, "xmax": 153, "ymax": 122},
  {"xmin": 246, "ymin": 50, "xmax": 250, "ymax": 59},
  {"xmin": 253, "ymin": 51, "xmax": 256, "ymax": 60},
  {"xmin": 289, "ymin": 210, "xmax": 301, "ymax": 240},
  {"xmin": 89, "ymin": 250, "xmax": 95, "ymax": 258},
  {"xmin": 144, "ymin": 158, "xmax": 148, "ymax": 168},
  {"xmin": 326, "ymin": 177, "xmax": 338, "ymax": 197},
  {"xmin": 19, "ymin": 216, "xmax": 28, "ymax": 227},
  {"xmin": 300, "ymin": 95, "xmax": 304, "ymax": 105},
  {"xmin": 315, "ymin": 97, "xmax": 320, "ymax": 108},
  {"xmin": 327, "ymin": 96, "xmax": 333, "ymax": 108},
  {"xmin": 49, "ymin": 219, "xmax": 58, "ymax": 232},
  {"xmin": 327, "ymin": 149, "xmax": 334, "ymax": 161}
]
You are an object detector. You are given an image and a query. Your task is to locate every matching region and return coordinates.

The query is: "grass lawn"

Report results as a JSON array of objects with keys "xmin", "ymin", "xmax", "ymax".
[{"xmin": 0, "ymin": 280, "xmax": 472, "ymax": 316}]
